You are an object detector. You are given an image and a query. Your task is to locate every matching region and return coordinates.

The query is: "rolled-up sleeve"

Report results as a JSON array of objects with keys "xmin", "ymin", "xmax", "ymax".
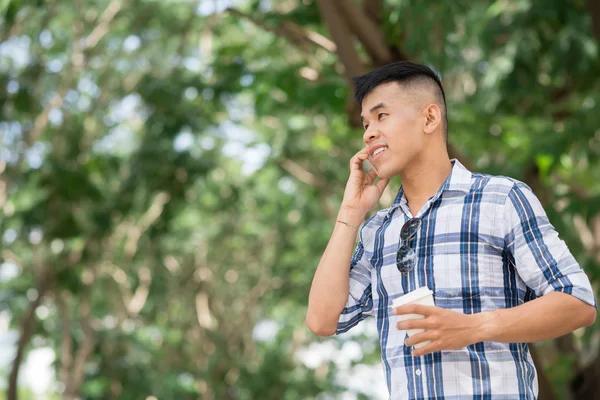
[
  {"xmin": 336, "ymin": 235, "xmax": 376, "ymax": 335},
  {"xmin": 504, "ymin": 182, "xmax": 596, "ymax": 307}
]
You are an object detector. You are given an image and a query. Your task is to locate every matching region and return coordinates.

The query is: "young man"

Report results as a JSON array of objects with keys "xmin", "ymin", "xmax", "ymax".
[{"xmin": 306, "ymin": 61, "xmax": 597, "ymax": 399}]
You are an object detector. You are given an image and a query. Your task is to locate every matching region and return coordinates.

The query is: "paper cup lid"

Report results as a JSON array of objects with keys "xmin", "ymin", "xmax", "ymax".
[{"xmin": 392, "ymin": 287, "xmax": 433, "ymax": 308}]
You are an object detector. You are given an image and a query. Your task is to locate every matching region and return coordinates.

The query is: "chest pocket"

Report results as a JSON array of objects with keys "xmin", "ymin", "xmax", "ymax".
[
  {"xmin": 426, "ymin": 213, "xmax": 499, "ymax": 313},
  {"xmin": 429, "ymin": 225, "xmax": 503, "ymax": 314}
]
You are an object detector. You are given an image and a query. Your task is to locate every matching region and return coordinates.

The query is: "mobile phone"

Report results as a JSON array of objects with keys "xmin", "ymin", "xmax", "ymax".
[
  {"xmin": 362, "ymin": 154, "xmax": 378, "ymax": 172},
  {"xmin": 362, "ymin": 155, "xmax": 379, "ymax": 180}
]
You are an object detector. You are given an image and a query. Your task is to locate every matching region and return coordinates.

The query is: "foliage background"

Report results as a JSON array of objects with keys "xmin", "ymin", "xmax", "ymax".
[{"xmin": 1, "ymin": 0, "xmax": 600, "ymax": 399}]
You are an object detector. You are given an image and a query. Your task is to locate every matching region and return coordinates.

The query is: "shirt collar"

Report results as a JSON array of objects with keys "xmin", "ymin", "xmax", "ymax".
[
  {"xmin": 387, "ymin": 158, "xmax": 472, "ymax": 217},
  {"xmin": 445, "ymin": 158, "xmax": 473, "ymax": 193}
]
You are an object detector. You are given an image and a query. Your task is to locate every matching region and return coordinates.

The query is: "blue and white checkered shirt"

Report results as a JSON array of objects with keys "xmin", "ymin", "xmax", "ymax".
[{"xmin": 337, "ymin": 159, "xmax": 596, "ymax": 400}]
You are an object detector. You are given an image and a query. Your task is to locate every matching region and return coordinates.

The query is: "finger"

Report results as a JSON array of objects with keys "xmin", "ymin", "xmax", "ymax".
[
  {"xmin": 393, "ymin": 304, "xmax": 438, "ymax": 316},
  {"xmin": 350, "ymin": 150, "xmax": 369, "ymax": 171},
  {"xmin": 367, "ymin": 168, "xmax": 378, "ymax": 181},
  {"xmin": 404, "ymin": 330, "xmax": 438, "ymax": 347},
  {"xmin": 375, "ymin": 177, "xmax": 390, "ymax": 194},
  {"xmin": 411, "ymin": 341, "xmax": 440, "ymax": 357},
  {"xmin": 364, "ymin": 169, "xmax": 378, "ymax": 184},
  {"xmin": 397, "ymin": 318, "xmax": 432, "ymax": 331}
]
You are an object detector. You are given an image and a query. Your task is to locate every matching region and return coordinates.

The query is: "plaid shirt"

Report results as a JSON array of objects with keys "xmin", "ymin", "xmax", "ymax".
[{"xmin": 337, "ymin": 159, "xmax": 596, "ymax": 400}]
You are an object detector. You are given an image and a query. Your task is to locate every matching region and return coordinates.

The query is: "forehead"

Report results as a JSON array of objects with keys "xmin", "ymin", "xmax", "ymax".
[{"xmin": 361, "ymin": 82, "xmax": 406, "ymax": 110}]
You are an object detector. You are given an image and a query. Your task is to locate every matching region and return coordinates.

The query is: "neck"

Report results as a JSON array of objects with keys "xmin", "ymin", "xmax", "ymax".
[{"xmin": 400, "ymin": 149, "xmax": 452, "ymax": 215}]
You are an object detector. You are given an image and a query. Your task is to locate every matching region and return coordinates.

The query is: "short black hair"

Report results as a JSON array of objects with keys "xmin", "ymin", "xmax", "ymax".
[{"xmin": 353, "ymin": 61, "xmax": 448, "ymax": 138}]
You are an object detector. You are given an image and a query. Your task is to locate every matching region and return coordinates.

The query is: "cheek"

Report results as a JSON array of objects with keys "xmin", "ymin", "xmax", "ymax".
[
  {"xmin": 383, "ymin": 116, "xmax": 407, "ymax": 136},
  {"xmin": 389, "ymin": 112, "xmax": 420, "ymax": 131},
  {"xmin": 386, "ymin": 117, "xmax": 420, "ymax": 144}
]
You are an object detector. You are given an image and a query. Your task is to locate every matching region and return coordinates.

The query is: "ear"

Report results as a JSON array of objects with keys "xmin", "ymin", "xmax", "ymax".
[{"xmin": 423, "ymin": 103, "xmax": 442, "ymax": 135}]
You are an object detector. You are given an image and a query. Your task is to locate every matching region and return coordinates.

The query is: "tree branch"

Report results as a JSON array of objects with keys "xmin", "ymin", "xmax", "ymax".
[
  {"xmin": 593, "ymin": 214, "xmax": 600, "ymax": 250},
  {"xmin": 8, "ymin": 266, "xmax": 53, "ymax": 400},
  {"xmin": 1, "ymin": 249, "xmax": 22, "ymax": 266},
  {"xmin": 196, "ymin": 291, "xmax": 217, "ymax": 330},
  {"xmin": 127, "ymin": 267, "xmax": 151, "ymax": 315},
  {"xmin": 277, "ymin": 158, "xmax": 324, "ymax": 188},
  {"xmin": 103, "ymin": 262, "xmax": 134, "ymax": 320},
  {"xmin": 85, "ymin": 0, "xmax": 122, "ymax": 48},
  {"xmin": 56, "ymin": 292, "xmax": 73, "ymax": 392},
  {"xmin": 25, "ymin": 0, "xmax": 121, "ymax": 146},
  {"xmin": 281, "ymin": 20, "xmax": 336, "ymax": 52},
  {"xmin": 276, "ymin": 158, "xmax": 336, "ymax": 217},
  {"xmin": 316, "ymin": 0, "xmax": 367, "ymax": 82},
  {"xmin": 25, "ymin": 87, "xmax": 69, "ymax": 146},
  {"xmin": 227, "ymin": 8, "xmax": 335, "ymax": 53},
  {"xmin": 334, "ymin": 0, "xmax": 392, "ymax": 65},
  {"xmin": 124, "ymin": 192, "xmax": 170, "ymax": 259},
  {"xmin": 227, "ymin": 7, "xmax": 303, "ymax": 47},
  {"xmin": 363, "ymin": 0, "xmax": 383, "ymax": 24},
  {"xmin": 64, "ymin": 295, "xmax": 97, "ymax": 400}
]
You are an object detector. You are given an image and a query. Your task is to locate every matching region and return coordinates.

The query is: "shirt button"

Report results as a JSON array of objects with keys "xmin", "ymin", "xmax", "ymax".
[{"xmin": 415, "ymin": 369, "xmax": 422, "ymax": 376}]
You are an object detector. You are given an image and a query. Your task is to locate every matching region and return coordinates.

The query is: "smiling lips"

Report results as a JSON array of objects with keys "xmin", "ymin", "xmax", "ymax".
[{"xmin": 370, "ymin": 145, "xmax": 388, "ymax": 160}]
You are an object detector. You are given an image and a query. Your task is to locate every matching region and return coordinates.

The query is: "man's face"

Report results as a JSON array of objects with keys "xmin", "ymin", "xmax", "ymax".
[{"xmin": 360, "ymin": 82, "xmax": 425, "ymax": 178}]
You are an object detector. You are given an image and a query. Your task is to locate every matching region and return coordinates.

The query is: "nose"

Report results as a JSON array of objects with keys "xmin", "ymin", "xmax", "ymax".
[{"xmin": 363, "ymin": 127, "xmax": 379, "ymax": 144}]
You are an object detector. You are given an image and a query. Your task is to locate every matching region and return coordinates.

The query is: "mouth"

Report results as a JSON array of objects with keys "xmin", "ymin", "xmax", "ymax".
[{"xmin": 371, "ymin": 146, "xmax": 388, "ymax": 160}]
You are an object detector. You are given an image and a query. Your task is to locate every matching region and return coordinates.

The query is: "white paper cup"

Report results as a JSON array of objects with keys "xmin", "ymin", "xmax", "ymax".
[{"xmin": 392, "ymin": 287, "xmax": 434, "ymax": 349}]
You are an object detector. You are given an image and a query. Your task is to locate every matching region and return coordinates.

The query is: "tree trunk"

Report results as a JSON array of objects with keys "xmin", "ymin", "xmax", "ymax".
[
  {"xmin": 316, "ymin": 0, "xmax": 366, "ymax": 82},
  {"xmin": 588, "ymin": 0, "xmax": 600, "ymax": 41},
  {"xmin": 7, "ymin": 267, "xmax": 53, "ymax": 400},
  {"xmin": 334, "ymin": 0, "xmax": 392, "ymax": 65},
  {"xmin": 570, "ymin": 346, "xmax": 600, "ymax": 400}
]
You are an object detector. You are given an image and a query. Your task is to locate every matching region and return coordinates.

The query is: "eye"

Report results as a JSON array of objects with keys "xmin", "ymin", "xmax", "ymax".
[
  {"xmin": 378, "ymin": 113, "xmax": 386, "ymax": 120},
  {"xmin": 363, "ymin": 124, "xmax": 369, "ymax": 130}
]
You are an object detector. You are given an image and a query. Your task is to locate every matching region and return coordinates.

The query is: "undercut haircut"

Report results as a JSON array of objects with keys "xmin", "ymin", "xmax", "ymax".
[{"xmin": 353, "ymin": 61, "xmax": 448, "ymax": 140}]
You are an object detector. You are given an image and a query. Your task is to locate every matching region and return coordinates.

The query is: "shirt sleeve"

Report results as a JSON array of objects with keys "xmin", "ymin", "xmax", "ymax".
[
  {"xmin": 504, "ymin": 182, "xmax": 596, "ymax": 307},
  {"xmin": 336, "ymin": 233, "xmax": 376, "ymax": 335}
]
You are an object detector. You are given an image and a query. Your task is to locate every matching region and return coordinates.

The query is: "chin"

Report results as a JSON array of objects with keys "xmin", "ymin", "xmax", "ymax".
[
  {"xmin": 378, "ymin": 162, "xmax": 404, "ymax": 179},
  {"xmin": 376, "ymin": 167, "xmax": 397, "ymax": 180}
]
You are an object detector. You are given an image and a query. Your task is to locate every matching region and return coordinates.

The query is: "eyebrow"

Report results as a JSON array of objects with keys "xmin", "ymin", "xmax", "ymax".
[{"xmin": 360, "ymin": 103, "xmax": 386, "ymax": 125}]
